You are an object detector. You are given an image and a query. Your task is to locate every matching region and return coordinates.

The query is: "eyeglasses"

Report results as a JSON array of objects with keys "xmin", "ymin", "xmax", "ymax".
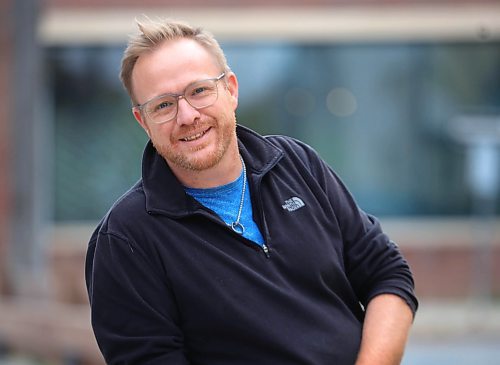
[{"xmin": 135, "ymin": 73, "xmax": 226, "ymax": 124}]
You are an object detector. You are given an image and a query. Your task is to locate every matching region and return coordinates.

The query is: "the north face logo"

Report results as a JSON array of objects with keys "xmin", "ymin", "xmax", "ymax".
[{"xmin": 282, "ymin": 197, "xmax": 305, "ymax": 212}]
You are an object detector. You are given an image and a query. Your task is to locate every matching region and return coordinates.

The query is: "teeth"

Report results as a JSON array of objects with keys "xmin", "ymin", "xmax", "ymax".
[{"xmin": 182, "ymin": 130, "xmax": 205, "ymax": 142}]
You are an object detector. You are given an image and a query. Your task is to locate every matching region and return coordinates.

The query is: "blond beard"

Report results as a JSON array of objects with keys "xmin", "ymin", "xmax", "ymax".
[{"xmin": 152, "ymin": 114, "xmax": 237, "ymax": 172}]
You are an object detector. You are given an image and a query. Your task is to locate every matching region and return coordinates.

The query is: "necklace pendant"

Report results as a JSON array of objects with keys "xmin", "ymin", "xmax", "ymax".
[{"xmin": 230, "ymin": 221, "xmax": 245, "ymax": 235}]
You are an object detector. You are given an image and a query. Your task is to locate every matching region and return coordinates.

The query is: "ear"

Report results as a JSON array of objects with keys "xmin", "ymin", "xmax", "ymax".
[
  {"xmin": 133, "ymin": 107, "xmax": 151, "ymax": 139},
  {"xmin": 225, "ymin": 72, "xmax": 239, "ymax": 110}
]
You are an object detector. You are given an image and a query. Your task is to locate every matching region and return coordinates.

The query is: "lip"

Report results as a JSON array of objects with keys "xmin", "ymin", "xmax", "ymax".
[{"xmin": 179, "ymin": 127, "xmax": 211, "ymax": 142}]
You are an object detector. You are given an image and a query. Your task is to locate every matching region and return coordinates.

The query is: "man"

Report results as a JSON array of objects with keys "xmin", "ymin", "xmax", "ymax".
[{"xmin": 86, "ymin": 17, "xmax": 418, "ymax": 365}]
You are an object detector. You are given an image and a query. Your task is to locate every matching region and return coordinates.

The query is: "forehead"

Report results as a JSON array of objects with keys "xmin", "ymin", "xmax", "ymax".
[{"xmin": 132, "ymin": 38, "xmax": 220, "ymax": 100}]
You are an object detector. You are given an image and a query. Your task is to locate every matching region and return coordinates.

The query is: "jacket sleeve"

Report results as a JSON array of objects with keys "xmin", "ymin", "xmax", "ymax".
[
  {"xmin": 86, "ymin": 227, "xmax": 190, "ymax": 365},
  {"xmin": 325, "ymin": 164, "xmax": 417, "ymax": 315},
  {"xmin": 291, "ymin": 139, "xmax": 418, "ymax": 316}
]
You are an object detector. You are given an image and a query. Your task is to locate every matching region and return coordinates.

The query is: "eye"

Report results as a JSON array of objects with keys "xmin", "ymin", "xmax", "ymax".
[
  {"xmin": 150, "ymin": 98, "xmax": 175, "ymax": 113},
  {"xmin": 192, "ymin": 86, "xmax": 208, "ymax": 96},
  {"xmin": 189, "ymin": 83, "xmax": 216, "ymax": 98},
  {"xmin": 156, "ymin": 101, "xmax": 173, "ymax": 110}
]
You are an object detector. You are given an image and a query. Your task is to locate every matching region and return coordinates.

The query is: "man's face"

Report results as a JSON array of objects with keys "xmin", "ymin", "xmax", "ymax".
[{"xmin": 131, "ymin": 38, "xmax": 239, "ymax": 174}]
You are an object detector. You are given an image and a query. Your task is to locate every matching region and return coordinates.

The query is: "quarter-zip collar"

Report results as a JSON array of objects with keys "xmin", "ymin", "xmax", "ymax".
[{"xmin": 142, "ymin": 124, "xmax": 284, "ymax": 217}]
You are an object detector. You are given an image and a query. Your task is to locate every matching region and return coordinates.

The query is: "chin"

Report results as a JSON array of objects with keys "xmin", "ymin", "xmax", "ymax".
[
  {"xmin": 153, "ymin": 115, "xmax": 237, "ymax": 172},
  {"xmin": 155, "ymin": 142, "xmax": 226, "ymax": 172}
]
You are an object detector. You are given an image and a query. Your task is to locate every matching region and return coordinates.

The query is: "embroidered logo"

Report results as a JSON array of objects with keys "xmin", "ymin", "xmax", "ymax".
[{"xmin": 282, "ymin": 197, "xmax": 305, "ymax": 212}]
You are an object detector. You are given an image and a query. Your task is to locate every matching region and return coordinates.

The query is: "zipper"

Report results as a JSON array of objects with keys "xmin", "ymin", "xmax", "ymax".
[
  {"xmin": 252, "ymin": 176, "xmax": 272, "ymax": 258},
  {"xmin": 197, "ymin": 209, "xmax": 270, "ymax": 257},
  {"xmin": 262, "ymin": 243, "xmax": 270, "ymax": 258}
]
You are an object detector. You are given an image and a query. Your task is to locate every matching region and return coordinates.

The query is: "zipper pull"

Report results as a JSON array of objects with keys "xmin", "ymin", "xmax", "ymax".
[{"xmin": 262, "ymin": 244, "xmax": 270, "ymax": 258}]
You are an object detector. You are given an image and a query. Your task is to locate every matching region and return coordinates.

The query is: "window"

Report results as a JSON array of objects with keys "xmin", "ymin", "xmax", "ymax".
[{"xmin": 46, "ymin": 41, "xmax": 500, "ymax": 221}]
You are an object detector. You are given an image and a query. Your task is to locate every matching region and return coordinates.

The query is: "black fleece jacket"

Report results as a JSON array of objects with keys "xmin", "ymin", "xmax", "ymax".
[{"xmin": 86, "ymin": 125, "xmax": 418, "ymax": 365}]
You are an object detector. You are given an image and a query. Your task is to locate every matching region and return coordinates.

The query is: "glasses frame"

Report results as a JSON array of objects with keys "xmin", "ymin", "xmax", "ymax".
[{"xmin": 134, "ymin": 72, "xmax": 226, "ymax": 124}]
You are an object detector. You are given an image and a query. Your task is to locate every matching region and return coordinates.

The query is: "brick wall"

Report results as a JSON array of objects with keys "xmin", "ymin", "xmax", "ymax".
[
  {"xmin": 402, "ymin": 245, "xmax": 500, "ymax": 299},
  {"xmin": 385, "ymin": 218, "xmax": 500, "ymax": 299},
  {"xmin": 1, "ymin": 222, "xmax": 498, "ymax": 364},
  {"xmin": 49, "ymin": 222, "xmax": 500, "ymax": 305}
]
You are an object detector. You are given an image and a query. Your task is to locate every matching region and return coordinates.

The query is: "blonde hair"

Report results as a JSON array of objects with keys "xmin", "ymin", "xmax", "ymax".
[{"xmin": 120, "ymin": 17, "xmax": 230, "ymax": 103}]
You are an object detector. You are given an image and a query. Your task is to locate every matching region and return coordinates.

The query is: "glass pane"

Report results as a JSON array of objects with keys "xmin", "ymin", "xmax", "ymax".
[
  {"xmin": 47, "ymin": 47, "xmax": 147, "ymax": 221},
  {"xmin": 46, "ymin": 41, "xmax": 500, "ymax": 221}
]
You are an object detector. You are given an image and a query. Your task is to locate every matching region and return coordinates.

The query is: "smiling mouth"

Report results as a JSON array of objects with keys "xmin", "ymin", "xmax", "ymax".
[{"xmin": 180, "ymin": 128, "xmax": 210, "ymax": 142}]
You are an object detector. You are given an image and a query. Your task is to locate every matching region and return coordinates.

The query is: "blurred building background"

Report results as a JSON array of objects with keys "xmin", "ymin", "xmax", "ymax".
[{"xmin": 1, "ymin": 0, "xmax": 500, "ymax": 364}]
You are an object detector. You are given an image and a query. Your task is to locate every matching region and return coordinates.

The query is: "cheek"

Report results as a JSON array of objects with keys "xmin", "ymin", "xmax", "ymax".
[
  {"xmin": 222, "ymin": 92, "xmax": 237, "ymax": 111},
  {"xmin": 218, "ymin": 97, "xmax": 237, "ymax": 120},
  {"xmin": 150, "ymin": 124, "xmax": 175, "ymax": 144}
]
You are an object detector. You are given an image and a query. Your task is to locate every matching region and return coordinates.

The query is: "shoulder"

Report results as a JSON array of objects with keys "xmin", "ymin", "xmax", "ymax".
[
  {"xmin": 264, "ymin": 134, "xmax": 313, "ymax": 152},
  {"xmin": 91, "ymin": 180, "xmax": 147, "ymax": 242},
  {"xmin": 264, "ymin": 134, "xmax": 325, "ymax": 172},
  {"xmin": 237, "ymin": 124, "xmax": 339, "ymax": 191},
  {"xmin": 263, "ymin": 134, "xmax": 353, "ymax": 204}
]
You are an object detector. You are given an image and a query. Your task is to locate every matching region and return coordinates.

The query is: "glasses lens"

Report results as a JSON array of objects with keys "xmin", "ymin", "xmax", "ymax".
[
  {"xmin": 185, "ymin": 79, "xmax": 219, "ymax": 109},
  {"xmin": 142, "ymin": 76, "xmax": 221, "ymax": 124},
  {"xmin": 145, "ymin": 95, "xmax": 177, "ymax": 123}
]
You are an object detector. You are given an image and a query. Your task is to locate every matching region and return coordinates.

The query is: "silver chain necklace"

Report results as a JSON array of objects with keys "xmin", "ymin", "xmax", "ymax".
[{"xmin": 230, "ymin": 155, "xmax": 246, "ymax": 235}]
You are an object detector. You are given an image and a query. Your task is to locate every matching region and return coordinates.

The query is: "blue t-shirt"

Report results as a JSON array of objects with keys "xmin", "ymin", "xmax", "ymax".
[{"xmin": 184, "ymin": 171, "xmax": 265, "ymax": 245}]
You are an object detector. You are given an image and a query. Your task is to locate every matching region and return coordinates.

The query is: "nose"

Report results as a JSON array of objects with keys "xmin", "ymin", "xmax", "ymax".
[{"xmin": 175, "ymin": 97, "xmax": 201, "ymax": 126}]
